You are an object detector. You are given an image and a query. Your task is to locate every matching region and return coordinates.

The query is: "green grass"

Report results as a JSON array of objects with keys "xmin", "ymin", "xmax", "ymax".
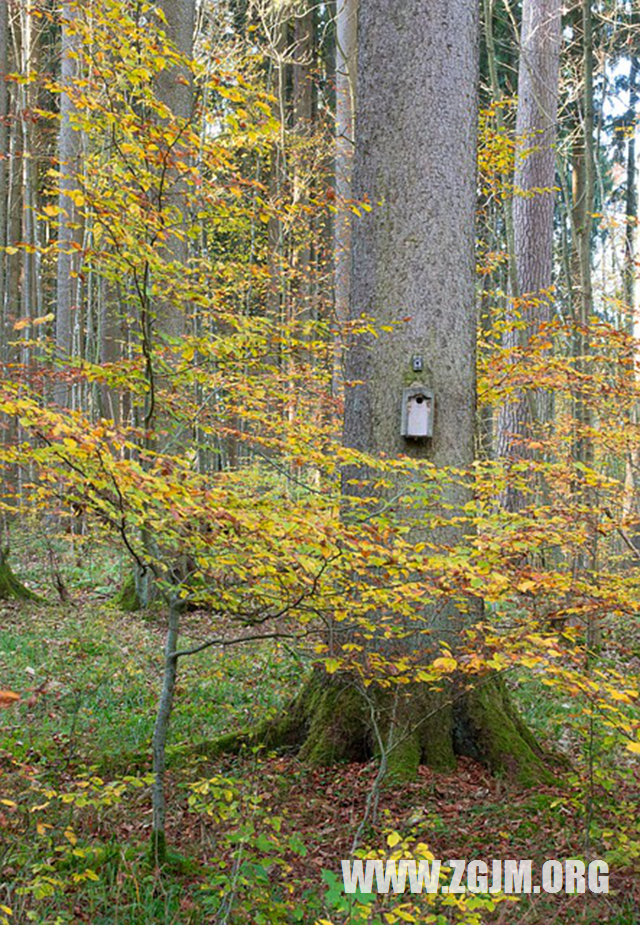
[
  {"xmin": 1, "ymin": 592, "xmax": 638, "ymax": 925},
  {"xmin": 0, "ymin": 599, "xmax": 309, "ymax": 924},
  {"xmin": 0, "ymin": 604, "xmax": 303, "ymax": 770}
]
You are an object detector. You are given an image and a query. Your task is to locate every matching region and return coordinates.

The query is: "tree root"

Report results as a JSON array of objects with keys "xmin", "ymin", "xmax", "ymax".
[{"xmin": 192, "ymin": 670, "xmax": 560, "ymax": 786}]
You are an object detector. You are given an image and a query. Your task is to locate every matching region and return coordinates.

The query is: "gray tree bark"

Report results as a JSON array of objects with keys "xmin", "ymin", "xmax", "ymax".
[
  {"xmin": 292, "ymin": 0, "xmax": 548, "ymax": 783},
  {"xmin": 151, "ymin": 597, "xmax": 181, "ymax": 861},
  {"xmin": 156, "ymin": 0, "xmax": 196, "ymax": 122},
  {"xmin": 332, "ymin": 0, "xmax": 357, "ymax": 396},
  {"xmin": 55, "ymin": 0, "xmax": 81, "ymax": 407},
  {"xmin": 622, "ymin": 59, "xmax": 638, "ymax": 534},
  {"xmin": 0, "ymin": 0, "xmax": 8, "ymax": 358},
  {"xmin": 513, "ymin": 0, "xmax": 561, "ymax": 303},
  {"xmin": 132, "ymin": 0, "xmax": 196, "ymax": 609},
  {"xmin": 344, "ymin": 0, "xmax": 478, "ymax": 470},
  {"xmin": 153, "ymin": 0, "xmax": 196, "ymax": 340},
  {"xmin": 291, "ymin": 1, "xmax": 314, "ymax": 323},
  {"xmin": 496, "ymin": 0, "xmax": 561, "ymax": 509},
  {"xmin": 138, "ymin": 6, "xmax": 198, "ymax": 840}
]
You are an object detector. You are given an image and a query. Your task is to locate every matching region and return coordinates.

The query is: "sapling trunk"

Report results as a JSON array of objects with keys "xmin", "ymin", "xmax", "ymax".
[{"xmin": 151, "ymin": 597, "xmax": 180, "ymax": 863}]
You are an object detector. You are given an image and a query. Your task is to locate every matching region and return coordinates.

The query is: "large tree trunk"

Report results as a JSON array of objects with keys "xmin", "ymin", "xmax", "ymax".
[
  {"xmin": 244, "ymin": 0, "xmax": 551, "ymax": 784},
  {"xmin": 513, "ymin": 0, "xmax": 561, "ymax": 310}
]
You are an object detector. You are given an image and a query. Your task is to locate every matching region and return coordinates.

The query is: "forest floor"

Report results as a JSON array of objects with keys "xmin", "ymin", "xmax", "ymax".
[{"xmin": 0, "ymin": 547, "xmax": 639, "ymax": 925}]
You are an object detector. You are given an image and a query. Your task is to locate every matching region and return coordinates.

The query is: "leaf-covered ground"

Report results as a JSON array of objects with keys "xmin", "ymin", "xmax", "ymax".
[{"xmin": 0, "ymin": 594, "xmax": 638, "ymax": 925}]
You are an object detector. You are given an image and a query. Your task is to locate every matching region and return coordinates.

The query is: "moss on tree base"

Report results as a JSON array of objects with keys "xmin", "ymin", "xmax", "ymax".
[
  {"xmin": 112, "ymin": 574, "xmax": 141, "ymax": 612},
  {"xmin": 452, "ymin": 676, "xmax": 551, "ymax": 786},
  {"xmin": 0, "ymin": 548, "xmax": 43, "ymax": 602},
  {"xmin": 194, "ymin": 670, "xmax": 556, "ymax": 786}
]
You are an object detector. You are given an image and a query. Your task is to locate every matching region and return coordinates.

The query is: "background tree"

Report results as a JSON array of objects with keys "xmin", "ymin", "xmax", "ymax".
[
  {"xmin": 333, "ymin": 0, "xmax": 357, "ymax": 395},
  {"xmin": 54, "ymin": 1, "xmax": 82, "ymax": 408},
  {"xmin": 154, "ymin": 0, "xmax": 196, "ymax": 341},
  {"xmin": 497, "ymin": 0, "xmax": 561, "ymax": 512}
]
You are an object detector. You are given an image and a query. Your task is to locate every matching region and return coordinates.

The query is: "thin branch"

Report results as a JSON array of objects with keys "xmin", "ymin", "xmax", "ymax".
[{"xmin": 171, "ymin": 629, "xmax": 306, "ymax": 659}]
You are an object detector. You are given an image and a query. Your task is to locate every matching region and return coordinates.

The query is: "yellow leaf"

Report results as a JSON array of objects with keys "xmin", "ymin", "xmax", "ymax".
[
  {"xmin": 626, "ymin": 742, "xmax": 640, "ymax": 755},
  {"xmin": 387, "ymin": 831, "xmax": 402, "ymax": 848},
  {"xmin": 517, "ymin": 579, "xmax": 536, "ymax": 593},
  {"xmin": 31, "ymin": 313, "xmax": 55, "ymax": 327},
  {"xmin": 325, "ymin": 658, "xmax": 341, "ymax": 675},
  {"xmin": 432, "ymin": 656, "xmax": 457, "ymax": 673},
  {"xmin": 31, "ymin": 801, "xmax": 51, "ymax": 811},
  {"xmin": 610, "ymin": 691, "xmax": 631, "ymax": 703},
  {"xmin": 0, "ymin": 799, "xmax": 16, "ymax": 808},
  {"xmin": 4, "ymin": 246, "xmax": 18, "ymax": 255}
]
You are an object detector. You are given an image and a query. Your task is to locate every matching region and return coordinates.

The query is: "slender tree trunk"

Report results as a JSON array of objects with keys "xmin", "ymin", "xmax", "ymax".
[
  {"xmin": 497, "ymin": 0, "xmax": 561, "ymax": 510},
  {"xmin": 0, "ymin": 0, "xmax": 11, "ymax": 525},
  {"xmin": 571, "ymin": 0, "xmax": 595, "ymax": 468},
  {"xmin": 570, "ymin": 0, "xmax": 599, "ymax": 650},
  {"xmin": 624, "ymin": 58, "xmax": 638, "ymax": 317},
  {"xmin": 291, "ymin": 0, "xmax": 314, "ymax": 318},
  {"xmin": 332, "ymin": 0, "xmax": 357, "ymax": 398},
  {"xmin": 55, "ymin": 0, "xmax": 81, "ymax": 408},
  {"xmin": 0, "ymin": 0, "xmax": 8, "ymax": 353},
  {"xmin": 153, "ymin": 0, "xmax": 196, "ymax": 341},
  {"xmin": 622, "ymin": 59, "xmax": 639, "ymax": 539},
  {"xmin": 265, "ymin": 10, "xmax": 288, "ymax": 354},
  {"xmin": 6, "ymin": 2, "xmax": 20, "ymax": 340},
  {"xmin": 151, "ymin": 598, "xmax": 181, "ymax": 862}
]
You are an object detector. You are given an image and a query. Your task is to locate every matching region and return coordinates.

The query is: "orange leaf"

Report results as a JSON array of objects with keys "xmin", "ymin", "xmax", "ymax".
[{"xmin": 0, "ymin": 690, "xmax": 20, "ymax": 707}]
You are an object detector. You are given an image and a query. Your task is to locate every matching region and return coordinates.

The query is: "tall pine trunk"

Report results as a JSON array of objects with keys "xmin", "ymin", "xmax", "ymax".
[{"xmin": 257, "ymin": 0, "xmax": 551, "ymax": 785}]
